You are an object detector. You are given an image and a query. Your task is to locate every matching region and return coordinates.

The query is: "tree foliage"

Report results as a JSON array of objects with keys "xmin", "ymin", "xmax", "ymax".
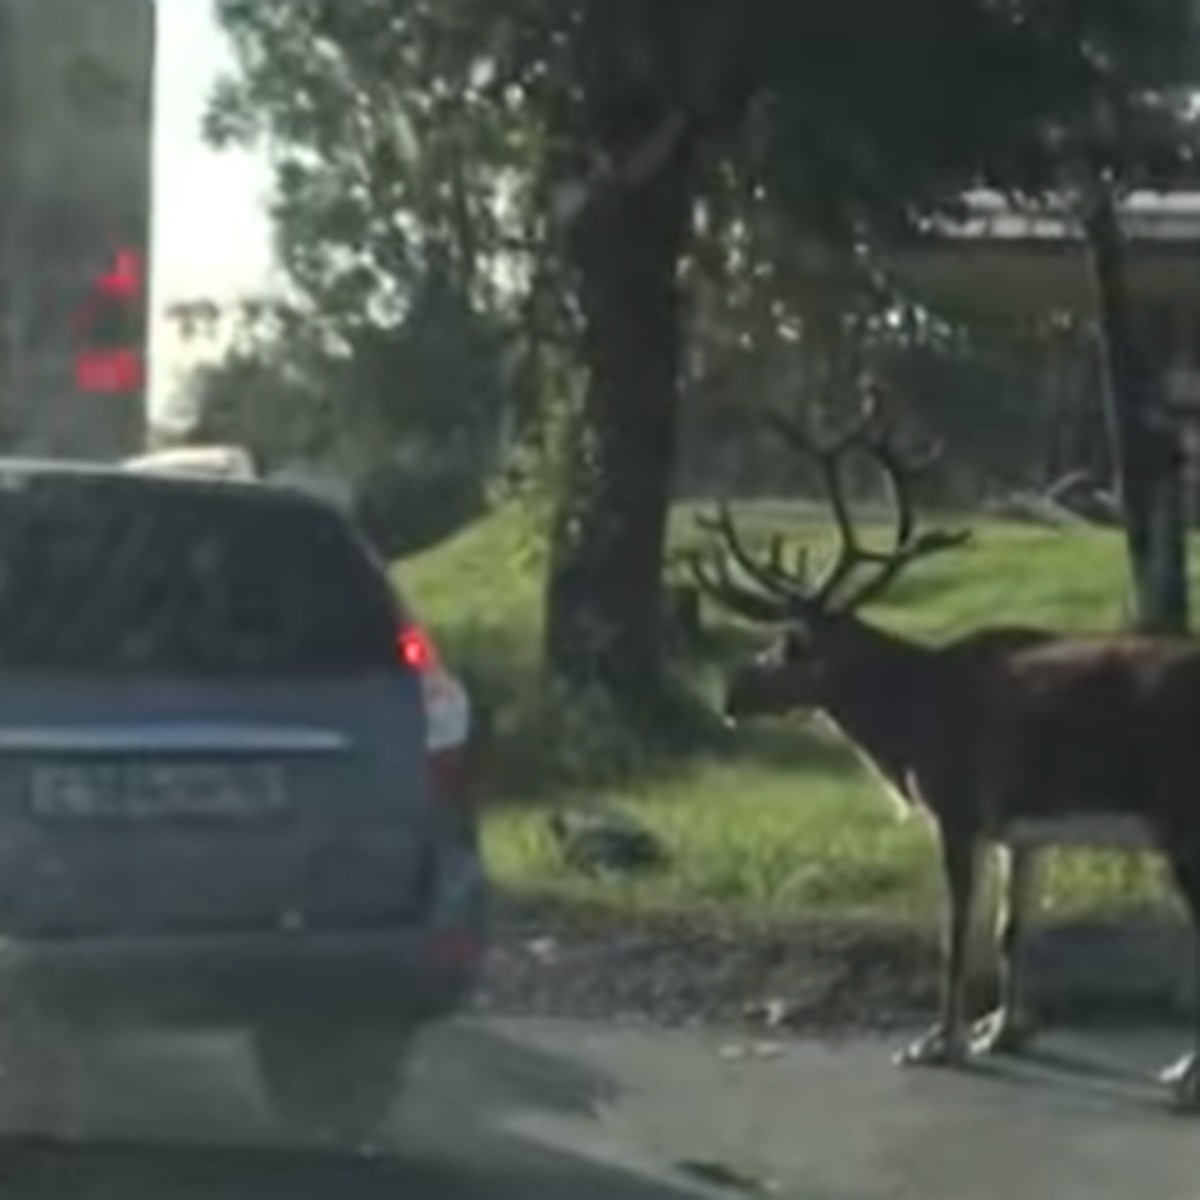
[
  {"xmin": 208, "ymin": 0, "xmax": 1198, "ymax": 698},
  {"xmin": 178, "ymin": 302, "xmax": 333, "ymax": 469}
]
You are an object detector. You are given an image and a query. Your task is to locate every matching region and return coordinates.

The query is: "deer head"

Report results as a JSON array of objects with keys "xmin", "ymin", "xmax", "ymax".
[{"xmin": 691, "ymin": 394, "xmax": 970, "ymax": 723}]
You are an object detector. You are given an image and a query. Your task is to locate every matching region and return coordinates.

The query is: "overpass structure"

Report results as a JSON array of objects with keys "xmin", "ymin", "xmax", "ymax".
[{"xmin": 894, "ymin": 187, "xmax": 1200, "ymax": 406}]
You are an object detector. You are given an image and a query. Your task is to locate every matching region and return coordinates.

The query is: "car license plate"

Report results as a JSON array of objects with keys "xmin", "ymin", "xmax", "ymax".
[{"xmin": 29, "ymin": 762, "xmax": 287, "ymax": 821}]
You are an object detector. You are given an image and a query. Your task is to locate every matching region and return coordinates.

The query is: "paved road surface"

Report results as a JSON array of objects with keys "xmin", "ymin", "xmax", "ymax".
[{"xmin": 1, "ymin": 1019, "xmax": 1200, "ymax": 1198}]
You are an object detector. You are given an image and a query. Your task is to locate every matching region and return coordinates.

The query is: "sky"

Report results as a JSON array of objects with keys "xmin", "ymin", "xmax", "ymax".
[
  {"xmin": 149, "ymin": 0, "xmax": 277, "ymax": 421},
  {"xmin": 152, "ymin": 0, "xmax": 275, "ymax": 304}
]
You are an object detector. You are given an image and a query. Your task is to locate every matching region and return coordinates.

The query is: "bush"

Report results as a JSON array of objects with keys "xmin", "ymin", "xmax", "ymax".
[
  {"xmin": 354, "ymin": 458, "xmax": 486, "ymax": 559},
  {"xmin": 439, "ymin": 620, "xmax": 724, "ymax": 803}
]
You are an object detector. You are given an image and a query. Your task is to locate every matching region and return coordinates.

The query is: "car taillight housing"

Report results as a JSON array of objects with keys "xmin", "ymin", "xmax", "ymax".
[{"xmin": 396, "ymin": 621, "xmax": 475, "ymax": 809}]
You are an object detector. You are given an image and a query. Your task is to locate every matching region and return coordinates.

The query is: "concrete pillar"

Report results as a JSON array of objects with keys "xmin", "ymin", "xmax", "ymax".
[{"xmin": 1161, "ymin": 304, "xmax": 1200, "ymax": 526}]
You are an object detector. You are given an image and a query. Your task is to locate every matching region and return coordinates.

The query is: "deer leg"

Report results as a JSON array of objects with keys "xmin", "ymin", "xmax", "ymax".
[
  {"xmin": 972, "ymin": 843, "xmax": 1040, "ymax": 1056},
  {"xmin": 897, "ymin": 823, "xmax": 978, "ymax": 1068},
  {"xmin": 1158, "ymin": 842, "xmax": 1200, "ymax": 1112}
]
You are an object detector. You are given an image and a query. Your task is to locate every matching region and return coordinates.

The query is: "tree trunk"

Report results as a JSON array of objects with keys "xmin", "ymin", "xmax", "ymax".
[
  {"xmin": 542, "ymin": 135, "xmax": 693, "ymax": 700},
  {"xmin": 1084, "ymin": 181, "xmax": 1189, "ymax": 634}
]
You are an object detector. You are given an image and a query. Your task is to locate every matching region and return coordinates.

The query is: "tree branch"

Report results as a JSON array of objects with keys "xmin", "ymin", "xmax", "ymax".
[{"xmin": 554, "ymin": 107, "xmax": 693, "ymax": 226}]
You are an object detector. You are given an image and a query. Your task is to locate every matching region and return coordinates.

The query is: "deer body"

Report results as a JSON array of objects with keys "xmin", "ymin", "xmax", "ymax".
[
  {"xmin": 693, "ymin": 396, "xmax": 1200, "ymax": 1109},
  {"xmin": 813, "ymin": 622, "xmax": 1199, "ymax": 838}
]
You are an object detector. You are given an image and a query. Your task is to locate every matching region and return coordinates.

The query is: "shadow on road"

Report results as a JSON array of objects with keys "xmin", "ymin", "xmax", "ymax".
[
  {"xmin": 0, "ymin": 1134, "xmax": 709, "ymax": 1200},
  {"xmin": 419, "ymin": 1019, "xmax": 620, "ymax": 1120},
  {"xmin": 0, "ymin": 1021, "xmax": 710, "ymax": 1200},
  {"xmin": 962, "ymin": 1035, "xmax": 1181, "ymax": 1113}
]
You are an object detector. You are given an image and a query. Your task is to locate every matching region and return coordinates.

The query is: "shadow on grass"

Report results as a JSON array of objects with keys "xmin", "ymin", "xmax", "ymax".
[
  {"xmin": 473, "ymin": 694, "xmax": 854, "ymax": 810},
  {"xmin": 717, "ymin": 721, "xmax": 858, "ymax": 777},
  {"xmin": 434, "ymin": 609, "xmax": 860, "ymax": 810}
]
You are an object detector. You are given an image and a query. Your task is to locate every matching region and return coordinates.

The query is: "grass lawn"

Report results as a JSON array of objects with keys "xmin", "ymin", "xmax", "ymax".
[{"xmin": 398, "ymin": 504, "xmax": 1196, "ymax": 929}]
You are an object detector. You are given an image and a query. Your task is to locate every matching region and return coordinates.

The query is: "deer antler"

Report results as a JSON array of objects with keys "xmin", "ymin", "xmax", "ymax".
[
  {"xmin": 765, "ymin": 396, "xmax": 882, "ymax": 608},
  {"xmin": 688, "ymin": 492, "xmax": 820, "ymax": 624},
  {"xmin": 694, "ymin": 504, "xmax": 812, "ymax": 605},
  {"xmin": 691, "ymin": 392, "xmax": 970, "ymax": 625},
  {"xmin": 766, "ymin": 397, "xmax": 970, "ymax": 612},
  {"xmin": 686, "ymin": 531, "xmax": 794, "ymax": 624}
]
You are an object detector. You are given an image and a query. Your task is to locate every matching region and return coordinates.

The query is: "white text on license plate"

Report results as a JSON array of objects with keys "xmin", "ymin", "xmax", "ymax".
[{"xmin": 29, "ymin": 762, "xmax": 287, "ymax": 820}]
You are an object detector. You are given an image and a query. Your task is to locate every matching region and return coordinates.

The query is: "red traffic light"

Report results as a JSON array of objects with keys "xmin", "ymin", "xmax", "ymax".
[{"xmin": 73, "ymin": 246, "xmax": 145, "ymax": 394}]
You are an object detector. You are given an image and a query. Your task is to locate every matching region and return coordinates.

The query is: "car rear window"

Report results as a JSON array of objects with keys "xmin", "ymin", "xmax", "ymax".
[{"xmin": 0, "ymin": 471, "xmax": 400, "ymax": 675}]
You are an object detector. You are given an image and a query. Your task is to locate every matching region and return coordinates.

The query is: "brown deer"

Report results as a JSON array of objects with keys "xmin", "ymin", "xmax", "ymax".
[{"xmin": 691, "ymin": 399, "xmax": 1200, "ymax": 1111}]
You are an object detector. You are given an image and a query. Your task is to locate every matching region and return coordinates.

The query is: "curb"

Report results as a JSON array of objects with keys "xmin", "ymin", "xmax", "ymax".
[{"xmin": 1025, "ymin": 918, "xmax": 1194, "ymax": 1021}]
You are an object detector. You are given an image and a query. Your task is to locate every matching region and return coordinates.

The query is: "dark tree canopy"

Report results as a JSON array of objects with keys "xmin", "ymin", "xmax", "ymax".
[{"xmin": 210, "ymin": 0, "xmax": 1198, "ymax": 700}]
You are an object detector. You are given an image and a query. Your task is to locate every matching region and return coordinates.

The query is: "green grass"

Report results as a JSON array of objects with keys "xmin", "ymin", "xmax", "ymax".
[{"xmin": 398, "ymin": 505, "xmax": 1196, "ymax": 927}]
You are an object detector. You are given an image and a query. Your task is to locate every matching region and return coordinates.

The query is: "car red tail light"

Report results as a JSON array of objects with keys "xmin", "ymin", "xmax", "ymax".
[
  {"xmin": 397, "ymin": 623, "xmax": 438, "ymax": 673},
  {"xmin": 73, "ymin": 246, "xmax": 146, "ymax": 396}
]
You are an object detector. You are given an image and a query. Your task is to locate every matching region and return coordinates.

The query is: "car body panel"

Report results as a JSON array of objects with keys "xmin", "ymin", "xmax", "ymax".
[{"xmin": 0, "ymin": 459, "xmax": 486, "ymax": 1029}]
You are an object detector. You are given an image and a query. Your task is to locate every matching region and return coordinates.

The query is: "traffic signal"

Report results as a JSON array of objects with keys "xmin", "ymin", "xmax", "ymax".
[{"xmin": 73, "ymin": 246, "xmax": 145, "ymax": 394}]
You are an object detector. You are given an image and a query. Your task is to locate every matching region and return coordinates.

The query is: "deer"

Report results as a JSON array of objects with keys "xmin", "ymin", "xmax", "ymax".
[{"xmin": 690, "ymin": 396, "xmax": 1200, "ymax": 1111}]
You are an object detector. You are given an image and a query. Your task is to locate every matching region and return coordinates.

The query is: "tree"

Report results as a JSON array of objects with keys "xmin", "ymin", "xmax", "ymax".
[
  {"xmin": 209, "ymin": 0, "xmax": 1197, "ymax": 703},
  {"xmin": 174, "ymin": 281, "xmax": 507, "ymax": 554},
  {"xmin": 1085, "ymin": 182, "xmax": 1191, "ymax": 632},
  {"xmin": 169, "ymin": 298, "xmax": 334, "ymax": 468},
  {"xmin": 1077, "ymin": 86, "xmax": 1200, "ymax": 632}
]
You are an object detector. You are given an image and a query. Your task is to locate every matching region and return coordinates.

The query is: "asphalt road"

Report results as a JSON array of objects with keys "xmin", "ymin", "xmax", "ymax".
[{"xmin": 2, "ymin": 1018, "xmax": 1200, "ymax": 1199}]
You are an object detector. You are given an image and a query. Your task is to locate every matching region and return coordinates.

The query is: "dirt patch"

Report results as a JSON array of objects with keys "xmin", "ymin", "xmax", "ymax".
[
  {"xmin": 473, "ymin": 895, "xmax": 946, "ymax": 1034},
  {"xmin": 475, "ymin": 894, "xmax": 1195, "ymax": 1035}
]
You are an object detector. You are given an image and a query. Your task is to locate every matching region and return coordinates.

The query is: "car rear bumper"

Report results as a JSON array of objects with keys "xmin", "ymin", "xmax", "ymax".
[
  {"xmin": 0, "ymin": 840, "xmax": 489, "ymax": 1029},
  {"xmin": 0, "ymin": 922, "xmax": 486, "ymax": 1029}
]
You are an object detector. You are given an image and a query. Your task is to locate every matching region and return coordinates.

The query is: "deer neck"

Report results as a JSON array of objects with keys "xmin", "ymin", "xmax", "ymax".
[{"xmin": 818, "ymin": 620, "xmax": 933, "ymax": 802}]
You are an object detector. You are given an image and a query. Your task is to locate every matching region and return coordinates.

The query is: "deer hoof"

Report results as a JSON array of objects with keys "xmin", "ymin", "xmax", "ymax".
[
  {"xmin": 970, "ymin": 1008, "xmax": 1037, "ymax": 1057},
  {"xmin": 1159, "ymin": 1054, "xmax": 1200, "ymax": 1113},
  {"xmin": 894, "ymin": 1026, "xmax": 968, "ymax": 1069}
]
